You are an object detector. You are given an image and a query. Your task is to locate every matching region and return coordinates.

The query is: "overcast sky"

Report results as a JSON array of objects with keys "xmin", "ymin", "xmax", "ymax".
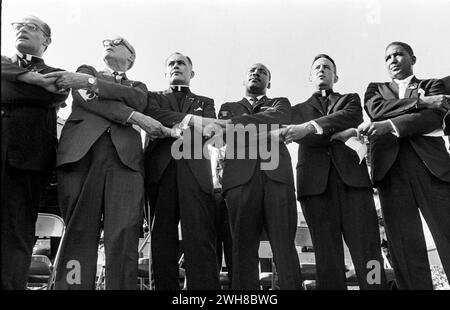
[{"xmin": 2, "ymin": 0, "xmax": 448, "ymax": 247}]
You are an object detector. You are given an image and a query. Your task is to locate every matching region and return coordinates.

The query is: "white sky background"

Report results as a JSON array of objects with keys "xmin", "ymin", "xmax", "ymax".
[{"xmin": 2, "ymin": 0, "xmax": 449, "ymax": 248}]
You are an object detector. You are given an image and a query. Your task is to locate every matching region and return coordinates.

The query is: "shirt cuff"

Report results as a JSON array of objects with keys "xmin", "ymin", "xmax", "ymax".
[
  {"xmin": 126, "ymin": 111, "xmax": 135, "ymax": 124},
  {"xmin": 309, "ymin": 120, "xmax": 323, "ymax": 135},
  {"xmin": 388, "ymin": 119, "xmax": 400, "ymax": 137}
]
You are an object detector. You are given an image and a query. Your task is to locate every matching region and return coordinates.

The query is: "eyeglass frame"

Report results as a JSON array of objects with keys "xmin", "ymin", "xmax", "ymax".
[
  {"xmin": 11, "ymin": 22, "xmax": 50, "ymax": 37},
  {"xmin": 102, "ymin": 39, "xmax": 135, "ymax": 56}
]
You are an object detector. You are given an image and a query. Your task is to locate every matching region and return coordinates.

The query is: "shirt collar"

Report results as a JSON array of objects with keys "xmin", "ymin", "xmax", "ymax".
[
  {"xmin": 15, "ymin": 51, "xmax": 42, "ymax": 62},
  {"xmin": 393, "ymin": 75, "xmax": 415, "ymax": 85},
  {"xmin": 105, "ymin": 67, "xmax": 126, "ymax": 76},
  {"xmin": 245, "ymin": 94, "xmax": 265, "ymax": 103},
  {"xmin": 313, "ymin": 89, "xmax": 334, "ymax": 97}
]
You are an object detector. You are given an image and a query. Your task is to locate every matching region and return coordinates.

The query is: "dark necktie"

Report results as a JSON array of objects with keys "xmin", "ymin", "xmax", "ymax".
[
  {"xmin": 17, "ymin": 55, "xmax": 39, "ymax": 69},
  {"xmin": 112, "ymin": 71, "xmax": 126, "ymax": 83},
  {"xmin": 249, "ymin": 97, "xmax": 259, "ymax": 108}
]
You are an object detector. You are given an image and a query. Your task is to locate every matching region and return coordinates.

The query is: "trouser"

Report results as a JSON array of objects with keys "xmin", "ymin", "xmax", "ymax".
[
  {"xmin": 300, "ymin": 165, "xmax": 387, "ymax": 290},
  {"xmin": 55, "ymin": 132, "xmax": 143, "ymax": 290},
  {"xmin": 214, "ymin": 190, "xmax": 233, "ymax": 286},
  {"xmin": 1, "ymin": 162, "xmax": 47, "ymax": 289},
  {"xmin": 224, "ymin": 169, "xmax": 302, "ymax": 290},
  {"xmin": 377, "ymin": 140, "xmax": 450, "ymax": 290},
  {"xmin": 149, "ymin": 159, "xmax": 220, "ymax": 290}
]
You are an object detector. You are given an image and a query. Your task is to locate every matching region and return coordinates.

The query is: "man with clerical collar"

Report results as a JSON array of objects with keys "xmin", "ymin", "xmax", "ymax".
[
  {"xmin": 44, "ymin": 37, "xmax": 170, "ymax": 289},
  {"xmin": 144, "ymin": 52, "xmax": 220, "ymax": 290},
  {"xmin": 215, "ymin": 63, "xmax": 302, "ymax": 290},
  {"xmin": 282, "ymin": 54, "xmax": 387, "ymax": 290},
  {"xmin": 358, "ymin": 42, "xmax": 450, "ymax": 289},
  {"xmin": 1, "ymin": 15, "xmax": 69, "ymax": 289}
]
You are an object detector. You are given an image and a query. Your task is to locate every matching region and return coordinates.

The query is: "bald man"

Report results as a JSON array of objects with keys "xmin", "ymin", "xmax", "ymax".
[
  {"xmin": 1, "ymin": 16, "xmax": 68, "ymax": 289},
  {"xmin": 46, "ymin": 37, "xmax": 168, "ymax": 289},
  {"xmin": 217, "ymin": 63, "xmax": 302, "ymax": 290}
]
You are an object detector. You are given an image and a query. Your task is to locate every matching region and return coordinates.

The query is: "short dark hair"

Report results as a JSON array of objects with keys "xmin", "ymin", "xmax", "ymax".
[
  {"xmin": 166, "ymin": 52, "xmax": 193, "ymax": 67},
  {"xmin": 312, "ymin": 54, "xmax": 337, "ymax": 74},
  {"xmin": 41, "ymin": 22, "xmax": 51, "ymax": 38},
  {"xmin": 386, "ymin": 41, "xmax": 414, "ymax": 57}
]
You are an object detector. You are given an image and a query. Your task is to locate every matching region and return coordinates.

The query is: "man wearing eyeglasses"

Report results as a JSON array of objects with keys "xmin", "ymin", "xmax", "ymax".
[
  {"xmin": 44, "ymin": 37, "xmax": 170, "ymax": 289},
  {"xmin": 1, "ymin": 15, "xmax": 68, "ymax": 290}
]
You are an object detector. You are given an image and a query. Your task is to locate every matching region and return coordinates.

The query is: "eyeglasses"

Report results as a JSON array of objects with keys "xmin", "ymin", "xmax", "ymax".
[
  {"xmin": 102, "ymin": 39, "xmax": 135, "ymax": 55},
  {"xmin": 11, "ymin": 22, "xmax": 50, "ymax": 36}
]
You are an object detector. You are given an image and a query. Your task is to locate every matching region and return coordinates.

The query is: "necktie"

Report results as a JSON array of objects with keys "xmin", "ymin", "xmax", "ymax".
[
  {"xmin": 18, "ymin": 57, "xmax": 29, "ymax": 68},
  {"xmin": 249, "ymin": 97, "xmax": 258, "ymax": 108},
  {"xmin": 112, "ymin": 71, "xmax": 125, "ymax": 83}
]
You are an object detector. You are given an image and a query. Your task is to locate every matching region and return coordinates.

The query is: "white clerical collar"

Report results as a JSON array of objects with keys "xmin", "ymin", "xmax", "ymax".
[
  {"xmin": 394, "ymin": 75, "xmax": 415, "ymax": 85},
  {"xmin": 245, "ymin": 94, "xmax": 264, "ymax": 103},
  {"xmin": 15, "ymin": 51, "xmax": 42, "ymax": 61}
]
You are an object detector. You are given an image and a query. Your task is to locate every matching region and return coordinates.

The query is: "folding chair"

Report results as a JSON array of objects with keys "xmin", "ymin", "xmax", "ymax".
[
  {"xmin": 295, "ymin": 225, "xmax": 316, "ymax": 289},
  {"xmin": 258, "ymin": 241, "xmax": 278, "ymax": 290},
  {"xmin": 27, "ymin": 213, "xmax": 66, "ymax": 290}
]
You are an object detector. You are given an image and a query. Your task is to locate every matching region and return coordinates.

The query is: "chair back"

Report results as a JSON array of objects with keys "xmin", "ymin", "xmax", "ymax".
[{"xmin": 35, "ymin": 213, "xmax": 65, "ymax": 237}]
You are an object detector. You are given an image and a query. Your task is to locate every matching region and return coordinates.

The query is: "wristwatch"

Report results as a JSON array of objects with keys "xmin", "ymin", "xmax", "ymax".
[{"xmin": 88, "ymin": 77, "xmax": 96, "ymax": 86}]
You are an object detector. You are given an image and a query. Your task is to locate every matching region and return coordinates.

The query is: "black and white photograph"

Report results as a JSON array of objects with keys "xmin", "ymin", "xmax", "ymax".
[{"xmin": 1, "ymin": 0, "xmax": 450, "ymax": 298}]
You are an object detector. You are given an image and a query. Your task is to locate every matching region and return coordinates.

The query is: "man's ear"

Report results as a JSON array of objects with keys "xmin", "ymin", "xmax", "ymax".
[
  {"xmin": 267, "ymin": 81, "xmax": 271, "ymax": 89},
  {"xmin": 334, "ymin": 75, "xmax": 339, "ymax": 84},
  {"xmin": 411, "ymin": 55, "xmax": 417, "ymax": 66},
  {"xmin": 43, "ymin": 36, "xmax": 51, "ymax": 48},
  {"xmin": 129, "ymin": 54, "xmax": 136, "ymax": 63},
  {"xmin": 190, "ymin": 70, "xmax": 195, "ymax": 79}
]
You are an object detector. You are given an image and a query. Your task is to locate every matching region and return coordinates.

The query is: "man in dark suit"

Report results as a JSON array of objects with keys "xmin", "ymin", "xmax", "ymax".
[
  {"xmin": 1, "ymin": 16, "xmax": 68, "ymax": 290},
  {"xmin": 358, "ymin": 42, "xmax": 450, "ymax": 289},
  {"xmin": 217, "ymin": 63, "xmax": 302, "ymax": 290},
  {"xmin": 441, "ymin": 76, "xmax": 450, "ymax": 136},
  {"xmin": 282, "ymin": 54, "xmax": 386, "ymax": 290},
  {"xmin": 45, "ymin": 37, "xmax": 168, "ymax": 289},
  {"xmin": 144, "ymin": 52, "xmax": 220, "ymax": 290}
]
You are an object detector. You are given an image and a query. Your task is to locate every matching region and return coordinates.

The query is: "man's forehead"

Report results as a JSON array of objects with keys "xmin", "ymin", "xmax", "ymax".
[
  {"xmin": 248, "ymin": 63, "xmax": 269, "ymax": 72},
  {"xmin": 312, "ymin": 57, "xmax": 333, "ymax": 67},
  {"xmin": 385, "ymin": 44, "xmax": 406, "ymax": 55},
  {"xmin": 167, "ymin": 54, "xmax": 189, "ymax": 64},
  {"xmin": 21, "ymin": 16, "xmax": 45, "ymax": 27}
]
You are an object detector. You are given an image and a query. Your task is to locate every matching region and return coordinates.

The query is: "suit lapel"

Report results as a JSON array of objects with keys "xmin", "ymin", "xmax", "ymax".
[
  {"xmin": 327, "ymin": 93, "xmax": 341, "ymax": 114},
  {"xmin": 182, "ymin": 91, "xmax": 196, "ymax": 113},
  {"xmin": 307, "ymin": 96, "xmax": 326, "ymax": 115},
  {"xmin": 163, "ymin": 89, "xmax": 181, "ymax": 112},
  {"xmin": 404, "ymin": 76, "xmax": 420, "ymax": 98},
  {"xmin": 388, "ymin": 81, "xmax": 400, "ymax": 98},
  {"xmin": 252, "ymin": 96, "xmax": 267, "ymax": 112},
  {"xmin": 238, "ymin": 98, "xmax": 253, "ymax": 114}
]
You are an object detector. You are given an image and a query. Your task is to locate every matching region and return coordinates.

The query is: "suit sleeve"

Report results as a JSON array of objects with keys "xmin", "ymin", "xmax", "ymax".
[
  {"xmin": 364, "ymin": 80, "xmax": 445, "ymax": 120},
  {"xmin": 1, "ymin": 56, "xmax": 68, "ymax": 107},
  {"xmin": 202, "ymin": 98, "xmax": 216, "ymax": 119},
  {"xmin": 313, "ymin": 93, "xmax": 363, "ymax": 134},
  {"xmin": 73, "ymin": 65, "xmax": 148, "ymax": 125},
  {"xmin": 231, "ymin": 97, "xmax": 291, "ymax": 125},
  {"xmin": 390, "ymin": 109, "xmax": 445, "ymax": 138},
  {"xmin": 143, "ymin": 92, "xmax": 189, "ymax": 126},
  {"xmin": 1, "ymin": 56, "xmax": 29, "ymax": 81}
]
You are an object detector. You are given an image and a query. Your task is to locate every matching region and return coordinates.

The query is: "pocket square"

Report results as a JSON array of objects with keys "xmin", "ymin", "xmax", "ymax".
[{"xmin": 194, "ymin": 107, "xmax": 203, "ymax": 112}]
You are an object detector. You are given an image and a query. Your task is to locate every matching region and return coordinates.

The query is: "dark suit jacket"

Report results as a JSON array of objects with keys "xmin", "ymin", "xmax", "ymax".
[
  {"xmin": 364, "ymin": 77, "xmax": 450, "ymax": 183},
  {"xmin": 442, "ymin": 75, "xmax": 450, "ymax": 135},
  {"xmin": 144, "ymin": 89, "xmax": 216, "ymax": 194},
  {"xmin": 56, "ymin": 65, "xmax": 148, "ymax": 174},
  {"xmin": 1, "ymin": 56, "xmax": 68, "ymax": 173},
  {"xmin": 218, "ymin": 96, "xmax": 294, "ymax": 192},
  {"xmin": 291, "ymin": 92, "xmax": 372, "ymax": 198}
]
